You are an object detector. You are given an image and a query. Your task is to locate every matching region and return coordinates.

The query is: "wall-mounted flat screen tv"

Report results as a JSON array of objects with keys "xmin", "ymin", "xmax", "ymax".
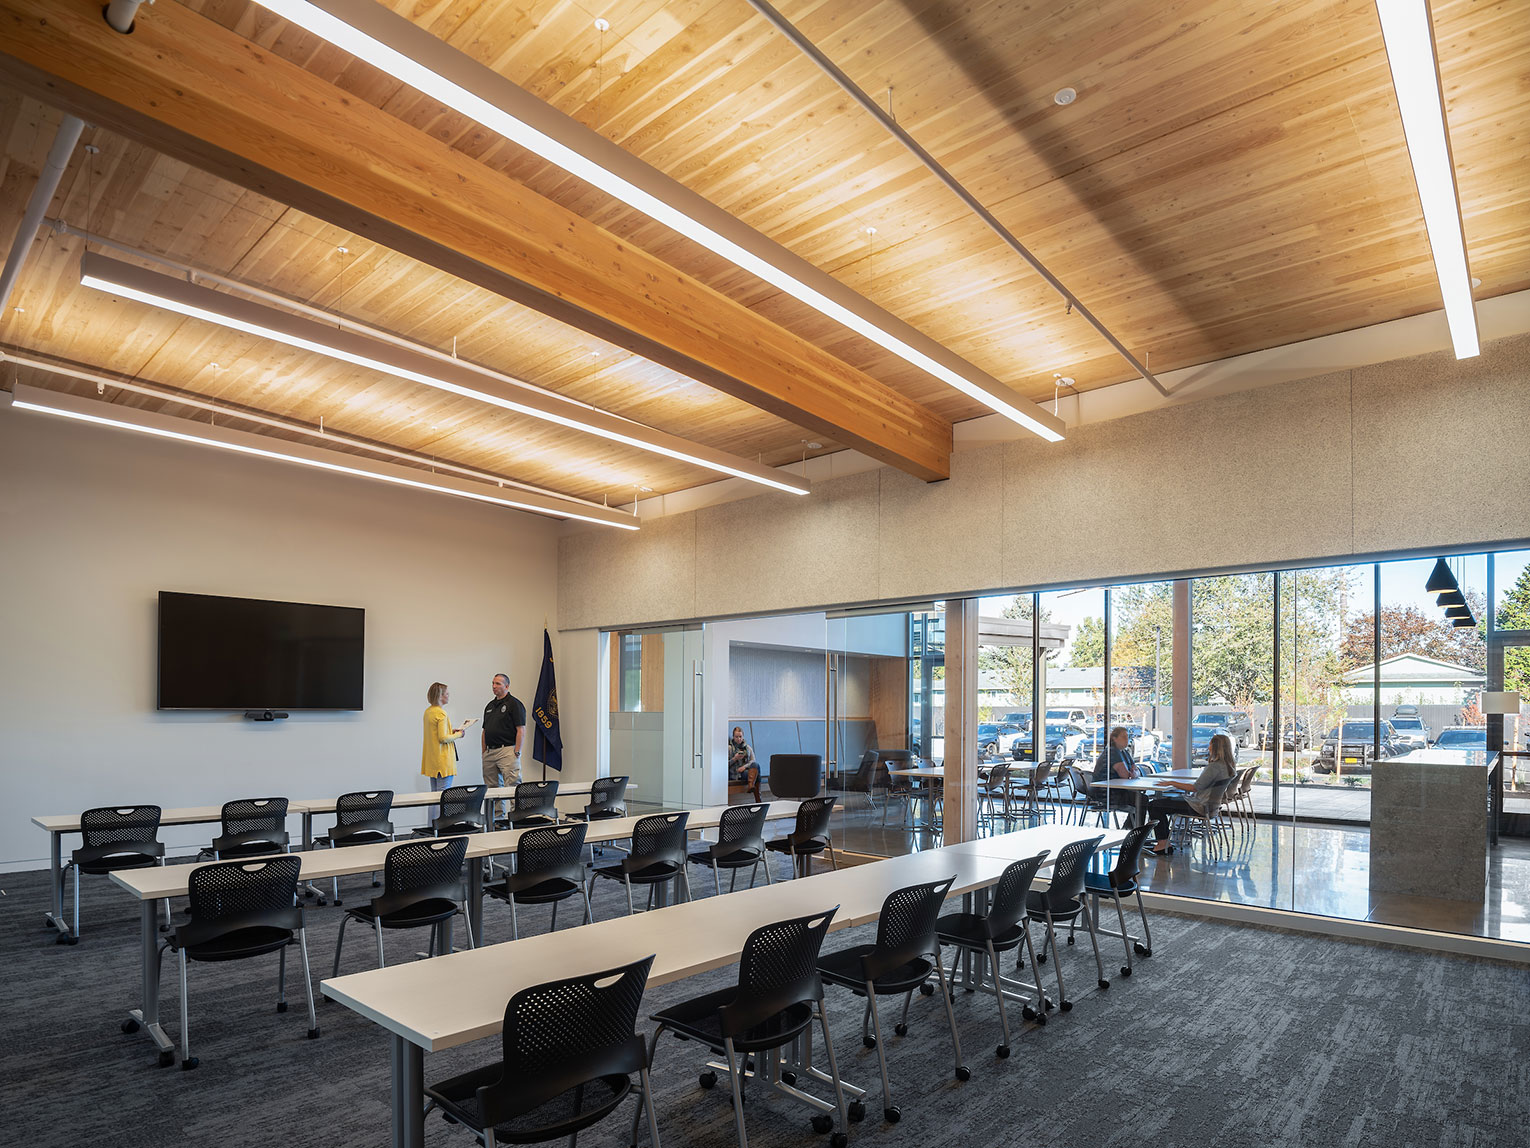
[{"xmin": 158, "ymin": 591, "xmax": 365, "ymax": 710}]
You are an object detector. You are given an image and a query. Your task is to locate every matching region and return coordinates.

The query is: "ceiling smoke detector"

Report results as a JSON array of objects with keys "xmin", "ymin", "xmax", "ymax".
[{"xmin": 1053, "ymin": 87, "xmax": 1077, "ymax": 106}]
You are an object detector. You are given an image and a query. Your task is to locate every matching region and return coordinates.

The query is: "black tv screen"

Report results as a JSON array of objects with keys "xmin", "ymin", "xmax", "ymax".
[{"xmin": 158, "ymin": 591, "xmax": 365, "ymax": 710}]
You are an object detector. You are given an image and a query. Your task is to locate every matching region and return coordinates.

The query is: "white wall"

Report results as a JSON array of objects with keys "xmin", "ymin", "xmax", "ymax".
[
  {"xmin": 558, "ymin": 333, "xmax": 1530, "ymax": 629},
  {"xmin": 0, "ymin": 405, "xmax": 560, "ymax": 869}
]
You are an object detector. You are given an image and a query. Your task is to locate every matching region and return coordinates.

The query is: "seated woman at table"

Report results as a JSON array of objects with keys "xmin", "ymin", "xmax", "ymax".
[
  {"xmin": 1092, "ymin": 726, "xmax": 1141, "ymax": 781},
  {"xmin": 1144, "ymin": 732, "xmax": 1237, "ymax": 854}
]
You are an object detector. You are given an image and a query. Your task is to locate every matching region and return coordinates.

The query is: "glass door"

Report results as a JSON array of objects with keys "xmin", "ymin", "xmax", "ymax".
[
  {"xmin": 826, "ymin": 605, "xmax": 939, "ymax": 857},
  {"xmin": 606, "ymin": 625, "xmax": 704, "ymax": 810}
]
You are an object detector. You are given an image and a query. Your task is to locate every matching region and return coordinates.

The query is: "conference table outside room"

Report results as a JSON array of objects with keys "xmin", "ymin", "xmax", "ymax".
[
  {"xmin": 32, "ymin": 780, "xmax": 635, "ymax": 941},
  {"xmin": 108, "ymin": 801, "xmax": 809, "ymax": 1066},
  {"xmin": 321, "ymin": 823, "xmax": 1128, "ymax": 1148}
]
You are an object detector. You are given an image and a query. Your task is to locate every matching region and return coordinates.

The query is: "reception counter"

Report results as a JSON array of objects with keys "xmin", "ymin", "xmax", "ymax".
[{"xmin": 1370, "ymin": 749, "xmax": 1492, "ymax": 902}]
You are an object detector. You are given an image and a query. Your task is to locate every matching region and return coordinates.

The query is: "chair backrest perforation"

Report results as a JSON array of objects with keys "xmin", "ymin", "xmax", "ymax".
[
  {"xmin": 720, "ymin": 907, "xmax": 837, "ymax": 1036},
  {"xmin": 499, "ymin": 956, "xmax": 653, "ymax": 1075},
  {"xmin": 510, "ymin": 780, "xmax": 559, "ymax": 818},
  {"xmin": 628, "ymin": 812, "xmax": 690, "ymax": 866},
  {"xmin": 717, "ymin": 803, "xmax": 768, "ymax": 848},
  {"xmin": 792, "ymin": 796, "xmax": 835, "ymax": 841},
  {"xmin": 987, "ymin": 852, "xmax": 1048, "ymax": 935},
  {"xmin": 515, "ymin": 823, "xmax": 588, "ymax": 881},
  {"xmin": 221, "ymin": 797, "xmax": 288, "ymax": 838},
  {"xmin": 187, "ymin": 854, "xmax": 301, "ymax": 922},
  {"xmin": 870, "ymin": 876, "xmax": 956, "ymax": 974},
  {"xmin": 1040, "ymin": 836, "xmax": 1102, "ymax": 908},
  {"xmin": 437, "ymin": 785, "xmax": 486, "ymax": 822},
  {"xmin": 381, "ymin": 836, "xmax": 468, "ymax": 900},
  {"xmin": 336, "ymin": 790, "xmax": 393, "ymax": 827},
  {"xmin": 80, "ymin": 805, "xmax": 162, "ymax": 848}
]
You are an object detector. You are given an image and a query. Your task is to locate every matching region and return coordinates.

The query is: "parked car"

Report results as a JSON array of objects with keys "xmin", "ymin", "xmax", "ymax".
[
  {"xmin": 1315, "ymin": 720, "xmax": 1406, "ymax": 773},
  {"xmin": 1387, "ymin": 715, "xmax": 1431, "ymax": 751},
  {"xmin": 1191, "ymin": 711, "xmax": 1253, "ymax": 748},
  {"xmin": 976, "ymin": 723, "xmax": 1003, "ymax": 758},
  {"xmin": 1076, "ymin": 723, "xmax": 1161, "ymax": 765},
  {"xmin": 1010, "ymin": 721, "xmax": 1086, "ymax": 763},
  {"xmin": 1392, "ymin": 705, "xmax": 1421, "ymax": 718},
  {"xmin": 998, "ymin": 711, "xmax": 1033, "ymax": 732},
  {"xmin": 1044, "ymin": 708, "xmax": 1090, "ymax": 727},
  {"xmin": 1257, "ymin": 717, "xmax": 1309, "ymax": 751},
  {"xmin": 1430, "ymin": 726, "xmax": 1488, "ymax": 751}
]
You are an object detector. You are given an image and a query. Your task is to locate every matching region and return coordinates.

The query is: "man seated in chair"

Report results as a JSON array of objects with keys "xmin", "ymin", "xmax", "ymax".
[
  {"xmin": 727, "ymin": 726, "xmax": 761, "ymax": 800},
  {"xmin": 1092, "ymin": 725, "xmax": 1141, "ymax": 782}
]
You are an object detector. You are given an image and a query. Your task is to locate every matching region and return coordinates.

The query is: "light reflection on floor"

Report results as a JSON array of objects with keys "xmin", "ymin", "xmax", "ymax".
[{"xmin": 829, "ymin": 799, "xmax": 1530, "ymax": 943}]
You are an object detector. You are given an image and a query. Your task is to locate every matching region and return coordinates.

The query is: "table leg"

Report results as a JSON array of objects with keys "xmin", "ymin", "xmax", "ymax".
[
  {"xmin": 45, "ymin": 830, "xmax": 71, "ymax": 940},
  {"xmin": 126, "ymin": 899, "xmax": 175, "ymax": 1063},
  {"xmin": 390, "ymin": 1033, "xmax": 425, "ymax": 1148},
  {"xmin": 467, "ymin": 858, "xmax": 484, "ymax": 945},
  {"xmin": 960, "ymin": 892, "xmax": 974, "ymax": 988}
]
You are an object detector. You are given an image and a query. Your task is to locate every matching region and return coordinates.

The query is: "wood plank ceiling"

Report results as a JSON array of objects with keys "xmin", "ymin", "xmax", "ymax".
[{"xmin": 0, "ymin": 0, "xmax": 1525, "ymax": 507}]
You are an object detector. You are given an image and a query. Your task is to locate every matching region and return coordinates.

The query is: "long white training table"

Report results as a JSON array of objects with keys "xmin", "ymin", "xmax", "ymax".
[
  {"xmin": 108, "ymin": 801, "xmax": 808, "ymax": 1066},
  {"xmin": 322, "ymin": 823, "xmax": 1125, "ymax": 1148},
  {"xmin": 32, "ymin": 780, "xmax": 636, "ymax": 941}
]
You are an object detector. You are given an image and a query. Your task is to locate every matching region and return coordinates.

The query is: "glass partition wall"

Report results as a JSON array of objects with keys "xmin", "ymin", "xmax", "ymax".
[{"xmin": 602, "ymin": 546, "xmax": 1528, "ymax": 941}]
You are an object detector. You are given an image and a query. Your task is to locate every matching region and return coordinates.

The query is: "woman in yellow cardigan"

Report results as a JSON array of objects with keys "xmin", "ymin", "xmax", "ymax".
[{"xmin": 422, "ymin": 682, "xmax": 474, "ymax": 792}]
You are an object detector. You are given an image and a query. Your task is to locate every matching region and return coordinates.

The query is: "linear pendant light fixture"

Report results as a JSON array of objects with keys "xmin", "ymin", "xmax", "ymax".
[
  {"xmin": 1374, "ymin": 0, "xmax": 1480, "ymax": 359},
  {"xmin": 244, "ymin": 0, "xmax": 1065, "ymax": 443},
  {"xmin": 78, "ymin": 253, "xmax": 810, "ymax": 496},
  {"xmin": 8, "ymin": 385, "xmax": 641, "ymax": 530}
]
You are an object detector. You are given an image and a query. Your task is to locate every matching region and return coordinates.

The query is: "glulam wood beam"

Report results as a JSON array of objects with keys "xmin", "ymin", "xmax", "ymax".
[{"xmin": 0, "ymin": 0, "xmax": 952, "ymax": 480}]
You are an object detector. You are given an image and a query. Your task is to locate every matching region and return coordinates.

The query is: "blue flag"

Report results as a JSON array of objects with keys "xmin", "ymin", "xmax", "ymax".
[{"xmin": 531, "ymin": 628, "xmax": 562, "ymax": 773}]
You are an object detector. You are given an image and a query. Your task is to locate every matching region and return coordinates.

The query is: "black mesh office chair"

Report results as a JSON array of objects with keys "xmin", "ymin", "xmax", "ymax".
[
  {"xmin": 499, "ymin": 780, "xmax": 559, "ymax": 829},
  {"xmin": 766, "ymin": 754, "xmax": 822, "ymax": 800},
  {"xmin": 764, "ymin": 796, "xmax": 837, "ymax": 879},
  {"xmin": 206, "ymin": 798, "xmax": 289, "ymax": 860},
  {"xmin": 425, "ymin": 956, "xmax": 660, "ymax": 1148},
  {"xmin": 486, "ymin": 822, "xmax": 592, "ymax": 940},
  {"xmin": 686, "ymin": 803, "xmax": 773, "ymax": 896},
  {"xmin": 935, "ymin": 852, "xmax": 1051, "ymax": 1056},
  {"xmin": 161, "ymin": 854, "xmax": 317, "ymax": 1069},
  {"xmin": 590, "ymin": 812, "xmax": 692, "ymax": 914},
  {"xmin": 839, "ymin": 750, "xmax": 881, "ymax": 809},
  {"xmin": 646, "ymin": 908, "xmax": 850, "ymax": 1148},
  {"xmin": 1027, "ymin": 835, "xmax": 1108, "ymax": 1012},
  {"xmin": 318, "ymin": 790, "xmax": 394, "ymax": 906},
  {"xmin": 331, "ymin": 836, "xmax": 473, "ymax": 977},
  {"xmin": 63, "ymin": 805, "xmax": 166, "ymax": 944},
  {"xmin": 1083, "ymin": 822, "xmax": 1156, "ymax": 974},
  {"xmin": 413, "ymin": 784, "xmax": 488, "ymax": 838},
  {"xmin": 570, "ymin": 776, "xmax": 629, "ymax": 823},
  {"xmin": 816, "ymin": 877, "xmax": 968, "ymax": 1123}
]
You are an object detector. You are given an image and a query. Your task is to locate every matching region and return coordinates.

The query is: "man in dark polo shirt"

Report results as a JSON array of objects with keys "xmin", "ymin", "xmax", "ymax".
[{"xmin": 482, "ymin": 674, "xmax": 526, "ymax": 799}]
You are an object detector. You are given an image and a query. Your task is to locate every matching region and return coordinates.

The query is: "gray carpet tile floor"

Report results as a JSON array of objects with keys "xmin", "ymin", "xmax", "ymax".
[{"xmin": 1, "ymin": 852, "xmax": 1526, "ymax": 1147}]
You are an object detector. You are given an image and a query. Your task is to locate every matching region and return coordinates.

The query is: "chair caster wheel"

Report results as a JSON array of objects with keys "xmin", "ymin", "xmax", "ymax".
[
  {"xmin": 811, "ymin": 1115, "xmax": 834, "ymax": 1134},
  {"xmin": 831, "ymin": 1134, "xmax": 848, "ymax": 1148},
  {"xmin": 333, "ymin": 899, "xmax": 343, "ymax": 907},
  {"xmin": 58, "ymin": 934, "xmax": 77, "ymax": 946},
  {"xmin": 1060, "ymin": 1000, "xmax": 1073, "ymax": 1012},
  {"xmin": 919, "ymin": 982, "xmax": 935, "ymax": 997},
  {"xmin": 955, "ymin": 1065, "xmax": 971, "ymax": 1081},
  {"xmin": 848, "ymin": 1101, "xmax": 866, "ymax": 1123},
  {"xmin": 1066, "ymin": 936, "xmax": 1075, "ymax": 946},
  {"xmin": 1142, "ymin": 947, "xmax": 1153, "ymax": 957},
  {"xmin": 862, "ymin": 1036, "xmax": 876, "ymax": 1049},
  {"xmin": 1121, "ymin": 966, "xmax": 1133, "ymax": 977},
  {"xmin": 122, "ymin": 1018, "xmax": 140, "ymax": 1034},
  {"xmin": 996, "ymin": 1044, "xmax": 1010, "ymax": 1058},
  {"xmin": 1037, "ymin": 953, "xmax": 1047, "ymax": 964},
  {"xmin": 781, "ymin": 1071, "xmax": 796, "ymax": 1085},
  {"xmin": 884, "ymin": 1106, "xmax": 902, "ymax": 1123},
  {"xmin": 181, "ymin": 1057, "xmax": 199, "ymax": 1071},
  {"xmin": 963, "ymin": 985, "xmax": 975, "ymax": 994},
  {"xmin": 371, "ymin": 880, "xmax": 381, "ymax": 888},
  {"xmin": 1133, "ymin": 942, "xmax": 1149, "ymax": 956},
  {"xmin": 158, "ymin": 1050, "xmax": 174, "ymax": 1068},
  {"xmin": 307, "ymin": 1027, "xmax": 320, "ymax": 1039},
  {"xmin": 276, "ymin": 1002, "xmax": 288, "ymax": 1013},
  {"xmin": 1098, "ymin": 978, "xmax": 1110, "ymax": 990},
  {"xmin": 1035, "ymin": 1011, "xmax": 1047, "ymax": 1026},
  {"xmin": 699, "ymin": 1071, "xmax": 717, "ymax": 1090},
  {"xmin": 1021, "ymin": 1005, "xmax": 1037, "ymax": 1021},
  {"xmin": 894, "ymin": 1023, "xmax": 908, "ymax": 1037}
]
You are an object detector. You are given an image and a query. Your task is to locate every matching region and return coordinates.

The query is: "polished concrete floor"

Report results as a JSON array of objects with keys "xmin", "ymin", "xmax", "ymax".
[{"xmin": 826, "ymin": 794, "xmax": 1530, "ymax": 944}]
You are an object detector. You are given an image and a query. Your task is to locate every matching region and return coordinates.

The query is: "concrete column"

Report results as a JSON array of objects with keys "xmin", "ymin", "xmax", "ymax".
[
  {"xmin": 942, "ymin": 598, "xmax": 980, "ymax": 844},
  {"xmin": 1173, "ymin": 580, "xmax": 1192, "ymax": 770}
]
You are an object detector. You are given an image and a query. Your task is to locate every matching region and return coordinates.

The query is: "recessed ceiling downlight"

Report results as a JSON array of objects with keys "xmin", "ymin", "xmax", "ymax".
[{"xmin": 1053, "ymin": 87, "xmax": 1077, "ymax": 106}]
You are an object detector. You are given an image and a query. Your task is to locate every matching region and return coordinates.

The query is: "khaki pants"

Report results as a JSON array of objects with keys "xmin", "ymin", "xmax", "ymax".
[{"xmin": 483, "ymin": 745, "xmax": 522, "ymax": 790}]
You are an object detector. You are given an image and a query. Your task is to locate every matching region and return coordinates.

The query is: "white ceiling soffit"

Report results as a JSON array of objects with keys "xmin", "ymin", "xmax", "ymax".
[{"xmin": 246, "ymin": 0, "xmax": 1065, "ymax": 442}]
